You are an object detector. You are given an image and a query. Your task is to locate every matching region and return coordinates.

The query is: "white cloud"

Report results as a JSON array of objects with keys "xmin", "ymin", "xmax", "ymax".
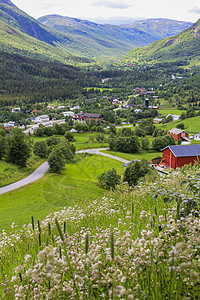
[
  {"xmin": 92, "ymin": 1, "xmax": 132, "ymax": 10},
  {"xmin": 189, "ymin": 7, "xmax": 200, "ymax": 15}
]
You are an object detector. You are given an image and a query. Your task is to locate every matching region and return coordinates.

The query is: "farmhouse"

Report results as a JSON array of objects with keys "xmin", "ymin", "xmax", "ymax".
[
  {"xmin": 73, "ymin": 113, "xmax": 103, "ymax": 123},
  {"xmin": 62, "ymin": 111, "xmax": 75, "ymax": 117},
  {"xmin": 153, "ymin": 117, "xmax": 163, "ymax": 124},
  {"xmin": 169, "ymin": 128, "xmax": 189, "ymax": 141},
  {"xmin": 162, "ymin": 145, "xmax": 200, "ymax": 169},
  {"xmin": 34, "ymin": 115, "xmax": 50, "ymax": 123}
]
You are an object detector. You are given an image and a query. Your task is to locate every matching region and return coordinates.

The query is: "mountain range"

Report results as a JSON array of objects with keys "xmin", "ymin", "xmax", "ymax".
[
  {"xmin": 0, "ymin": 0, "xmax": 194, "ymax": 62},
  {"xmin": 127, "ymin": 18, "xmax": 200, "ymax": 66}
]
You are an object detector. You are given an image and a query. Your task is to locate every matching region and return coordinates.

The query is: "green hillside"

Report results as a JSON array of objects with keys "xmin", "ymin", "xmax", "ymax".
[
  {"xmin": 0, "ymin": 1, "xmax": 193, "ymax": 61},
  {"xmin": 127, "ymin": 19, "xmax": 200, "ymax": 66},
  {"xmin": 38, "ymin": 15, "xmax": 192, "ymax": 58}
]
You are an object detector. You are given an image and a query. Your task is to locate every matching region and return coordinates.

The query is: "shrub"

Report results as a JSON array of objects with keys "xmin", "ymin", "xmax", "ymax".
[
  {"xmin": 123, "ymin": 159, "xmax": 151, "ymax": 186},
  {"xmin": 47, "ymin": 148, "xmax": 65, "ymax": 173},
  {"xmin": 33, "ymin": 141, "xmax": 47, "ymax": 158},
  {"xmin": 97, "ymin": 168, "xmax": 121, "ymax": 190}
]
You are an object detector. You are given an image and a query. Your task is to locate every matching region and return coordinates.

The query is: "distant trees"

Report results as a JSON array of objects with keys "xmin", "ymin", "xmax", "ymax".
[
  {"xmin": 5, "ymin": 129, "xmax": 31, "ymax": 167},
  {"xmin": 152, "ymin": 134, "xmax": 175, "ymax": 151},
  {"xmin": 109, "ymin": 136, "xmax": 140, "ymax": 153}
]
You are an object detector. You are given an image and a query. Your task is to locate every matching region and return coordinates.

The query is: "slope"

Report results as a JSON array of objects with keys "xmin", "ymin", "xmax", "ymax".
[
  {"xmin": 127, "ymin": 19, "xmax": 200, "ymax": 66},
  {"xmin": 38, "ymin": 15, "xmax": 192, "ymax": 57}
]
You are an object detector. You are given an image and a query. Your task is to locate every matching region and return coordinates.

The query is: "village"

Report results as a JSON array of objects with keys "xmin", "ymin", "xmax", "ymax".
[{"xmin": 1, "ymin": 85, "xmax": 200, "ymax": 173}]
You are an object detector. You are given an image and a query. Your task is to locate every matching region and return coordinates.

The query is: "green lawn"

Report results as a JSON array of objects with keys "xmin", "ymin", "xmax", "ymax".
[
  {"xmin": 159, "ymin": 108, "xmax": 185, "ymax": 116},
  {"xmin": 156, "ymin": 115, "xmax": 200, "ymax": 134},
  {"xmin": 101, "ymin": 149, "xmax": 161, "ymax": 162},
  {"xmin": 0, "ymin": 156, "xmax": 45, "ymax": 187},
  {"xmin": 0, "ymin": 155, "xmax": 124, "ymax": 231}
]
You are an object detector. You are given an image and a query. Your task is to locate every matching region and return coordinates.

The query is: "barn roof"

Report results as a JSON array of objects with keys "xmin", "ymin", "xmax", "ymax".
[
  {"xmin": 162, "ymin": 145, "xmax": 200, "ymax": 157},
  {"xmin": 169, "ymin": 128, "xmax": 184, "ymax": 135}
]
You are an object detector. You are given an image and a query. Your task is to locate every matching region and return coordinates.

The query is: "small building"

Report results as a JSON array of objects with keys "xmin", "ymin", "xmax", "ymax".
[
  {"xmin": 11, "ymin": 107, "xmax": 21, "ymax": 113},
  {"xmin": 194, "ymin": 132, "xmax": 200, "ymax": 140},
  {"xmin": 73, "ymin": 113, "xmax": 103, "ymax": 123},
  {"xmin": 3, "ymin": 123, "xmax": 14, "ymax": 130},
  {"xmin": 34, "ymin": 115, "xmax": 50, "ymax": 123},
  {"xmin": 166, "ymin": 114, "xmax": 180, "ymax": 121},
  {"xmin": 162, "ymin": 145, "xmax": 200, "ymax": 169},
  {"xmin": 62, "ymin": 111, "xmax": 75, "ymax": 117},
  {"xmin": 153, "ymin": 117, "xmax": 163, "ymax": 124},
  {"xmin": 169, "ymin": 128, "xmax": 189, "ymax": 141}
]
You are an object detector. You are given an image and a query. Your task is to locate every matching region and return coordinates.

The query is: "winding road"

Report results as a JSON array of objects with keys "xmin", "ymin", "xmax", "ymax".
[{"xmin": 0, "ymin": 149, "xmax": 130, "ymax": 195}]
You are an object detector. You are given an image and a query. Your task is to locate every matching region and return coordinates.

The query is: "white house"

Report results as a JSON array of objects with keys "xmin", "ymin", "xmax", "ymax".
[
  {"xmin": 62, "ymin": 111, "xmax": 75, "ymax": 117},
  {"xmin": 34, "ymin": 115, "xmax": 50, "ymax": 123},
  {"xmin": 194, "ymin": 132, "xmax": 200, "ymax": 140},
  {"xmin": 166, "ymin": 114, "xmax": 180, "ymax": 121},
  {"xmin": 11, "ymin": 107, "xmax": 21, "ymax": 113}
]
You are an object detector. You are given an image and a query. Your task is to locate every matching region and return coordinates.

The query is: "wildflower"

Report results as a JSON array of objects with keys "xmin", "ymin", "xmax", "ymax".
[
  {"xmin": 24, "ymin": 254, "xmax": 32, "ymax": 264},
  {"xmin": 38, "ymin": 250, "xmax": 46, "ymax": 262},
  {"xmin": 190, "ymin": 269, "xmax": 199, "ymax": 282}
]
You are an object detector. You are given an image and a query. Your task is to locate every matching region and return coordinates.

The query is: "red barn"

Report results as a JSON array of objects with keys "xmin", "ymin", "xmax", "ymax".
[
  {"xmin": 162, "ymin": 145, "xmax": 200, "ymax": 169},
  {"xmin": 169, "ymin": 128, "xmax": 189, "ymax": 141}
]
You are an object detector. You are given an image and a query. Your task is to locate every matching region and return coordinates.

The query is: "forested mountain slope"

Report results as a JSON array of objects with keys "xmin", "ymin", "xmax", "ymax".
[{"xmin": 127, "ymin": 19, "xmax": 200, "ymax": 66}]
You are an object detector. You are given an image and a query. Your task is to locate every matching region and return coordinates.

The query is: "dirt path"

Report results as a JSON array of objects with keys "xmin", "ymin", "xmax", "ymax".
[{"xmin": 0, "ymin": 149, "xmax": 130, "ymax": 195}]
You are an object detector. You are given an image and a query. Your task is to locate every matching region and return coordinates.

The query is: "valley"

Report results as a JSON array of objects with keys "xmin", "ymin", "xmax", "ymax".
[{"xmin": 0, "ymin": 0, "xmax": 199, "ymax": 298}]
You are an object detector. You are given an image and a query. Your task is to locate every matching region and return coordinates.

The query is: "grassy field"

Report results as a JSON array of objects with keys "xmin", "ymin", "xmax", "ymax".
[
  {"xmin": 156, "ymin": 115, "xmax": 200, "ymax": 134},
  {"xmin": 0, "ymin": 154, "xmax": 124, "ymax": 231},
  {"xmin": 159, "ymin": 108, "xmax": 185, "ymax": 116},
  {"xmin": 101, "ymin": 149, "xmax": 161, "ymax": 162},
  {"xmin": 0, "ymin": 156, "xmax": 45, "ymax": 187}
]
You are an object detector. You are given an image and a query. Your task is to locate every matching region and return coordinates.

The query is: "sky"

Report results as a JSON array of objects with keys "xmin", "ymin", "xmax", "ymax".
[{"xmin": 12, "ymin": 0, "xmax": 200, "ymax": 24}]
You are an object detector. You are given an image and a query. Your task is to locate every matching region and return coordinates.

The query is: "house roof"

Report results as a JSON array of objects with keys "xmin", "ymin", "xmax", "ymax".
[
  {"xmin": 162, "ymin": 145, "xmax": 200, "ymax": 157},
  {"xmin": 83, "ymin": 113, "xmax": 103, "ymax": 118},
  {"xmin": 169, "ymin": 128, "xmax": 184, "ymax": 135}
]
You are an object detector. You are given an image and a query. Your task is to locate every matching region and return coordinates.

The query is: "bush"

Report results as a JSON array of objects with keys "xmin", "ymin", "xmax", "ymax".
[
  {"xmin": 33, "ymin": 141, "xmax": 47, "ymax": 158},
  {"xmin": 123, "ymin": 159, "xmax": 151, "ymax": 186},
  {"xmin": 97, "ymin": 168, "xmax": 121, "ymax": 190},
  {"xmin": 109, "ymin": 136, "xmax": 140, "ymax": 153},
  {"xmin": 176, "ymin": 123, "xmax": 185, "ymax": 129},
  {"xmin": 47, "ymin": 148, "xmax": 66, "ymax": 173},
  {"xmin": 64, "ymin": 131, "xmax": 74, "ymax": 142}
]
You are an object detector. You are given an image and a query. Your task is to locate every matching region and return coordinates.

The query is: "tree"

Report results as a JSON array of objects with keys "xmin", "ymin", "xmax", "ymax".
[
  {"xmin": 5, "ymin": 129, "xmax": 31, "ymax": 167},
  {"xmin": 33, "ymin": 141, "xmax": 47, "ymax": 158},
  {"xmin": 57, "ymin": 141, "xmax": 74, "ymax": 163},
  {"xmin": 47, "ymin": 148, "xmax": 65, "ymax": 173},
  {"xmin": 176, "ymin": 123, "xmax": 185, "ymax": 129},
  {"xmin": 123, "ymin": 159, "xmax": 151, "ymax": 186},
  {"xmin": 96, "ymin": 133, "xmax": 104, "ymax": 142},
  {"xmin": 0, "ymin": 136, "xmax": 5, "ymax": 160},
  {"xmin": 152, "ymin": 135, "xmax": 175, "ymax": 151},
  {"xmin": 109, "ymin": 136, "xmax": 140, "ymax": 153},
  {"xmin": 141, "ymin": 137, "xmax": 150, "ymax": 150},
  {"xmin": 97, "ymin": 168, "xmax": 121, "ymax": 190},
  {"xmin": 64, "ymin": 131, "xmax": 74, "ymax": 142}
]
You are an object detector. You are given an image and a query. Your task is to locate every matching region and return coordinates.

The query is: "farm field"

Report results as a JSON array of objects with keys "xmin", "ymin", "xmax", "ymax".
[
  {"xmin": 0, "ymin": 154, "xmax": 124, "ymax": 231},
  {"xmin": 101, "ymin": 149, "xmax": 161, "ymax": 162},
  {"xmin": 158, "ymin": 108, "xmax": 185, "ymax": 116},
  {"xmin": 156, "ymin": 115, "xmax": 200, "ymax": 134}
]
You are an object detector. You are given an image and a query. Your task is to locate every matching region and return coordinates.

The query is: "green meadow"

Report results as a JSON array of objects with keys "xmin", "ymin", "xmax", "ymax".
[
  {"xmin": 101, "ymin": 149, "xmax": 161, "ymax": 162},
  {"xmin": 156, "ymin": 115, "xmax": 200, "ymax": 134},
  {"xmin": 0, "ymin": 154, "xmax": 124, "ymax": 231}
]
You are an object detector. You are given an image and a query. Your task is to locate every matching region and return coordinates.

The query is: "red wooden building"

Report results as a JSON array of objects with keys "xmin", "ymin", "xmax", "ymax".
[
  {"xmin": 162, "ymin": 145, "xmax": 200, "ymax": 169},
  {"xmin": 168, "ymin": 128, "xmax": 189, "ymax": 141},
  {"xmin": 73, "ymin": 112, "xmax": 103, "ymax": 123}
]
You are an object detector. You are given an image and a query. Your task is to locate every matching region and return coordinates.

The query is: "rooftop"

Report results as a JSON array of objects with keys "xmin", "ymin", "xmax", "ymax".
[{"xmin": 162, "ymin": 145, "xmax": 200, "ymax": 157}]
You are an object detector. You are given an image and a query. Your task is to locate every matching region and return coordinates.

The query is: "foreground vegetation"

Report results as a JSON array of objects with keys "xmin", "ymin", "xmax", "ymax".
[{"xmin": 0, "ymin": 163, "xmax": 199, "ymax": 299}]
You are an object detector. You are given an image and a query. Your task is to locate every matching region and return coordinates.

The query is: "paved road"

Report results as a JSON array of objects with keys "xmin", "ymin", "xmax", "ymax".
[
  {"xmin": 0, "ymin": 161, "xmax": 49, "ymax": 195},
  {"xmin": 0, "ymin": 149, "xmax": 130, "ymax": 195},
  {"xmin": 76, "ymin": 148, "xmax": 130, "ymax": 164}
]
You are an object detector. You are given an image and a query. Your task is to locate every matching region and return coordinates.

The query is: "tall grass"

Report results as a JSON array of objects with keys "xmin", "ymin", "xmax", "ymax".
[{"xmin": 0, "ymin": 164, "xmax": 199, "ymax": 299}]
